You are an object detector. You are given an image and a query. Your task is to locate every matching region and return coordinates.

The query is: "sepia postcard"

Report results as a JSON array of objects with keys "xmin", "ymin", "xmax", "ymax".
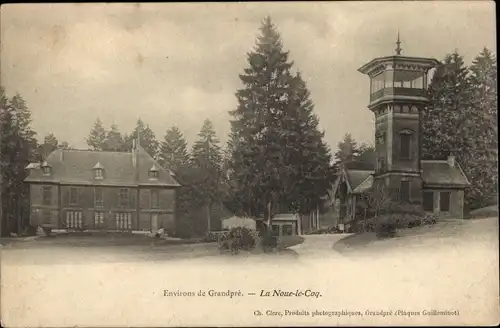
[{"xmin": 0, "ymin": 2, "xmax": 498, "ymax": 327}]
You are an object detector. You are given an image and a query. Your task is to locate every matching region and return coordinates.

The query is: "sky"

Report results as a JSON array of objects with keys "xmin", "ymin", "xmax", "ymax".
[{"xmin": 1, "ymin": 2, "xmax": 496, "ymax": 153}]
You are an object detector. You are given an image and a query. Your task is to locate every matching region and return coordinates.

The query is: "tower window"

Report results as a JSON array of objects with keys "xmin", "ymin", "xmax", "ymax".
[
  {"xmin": 400, "ymin": 181, "xmax": 410, "ymax": 202},
  {"xmin": 400, "ymin": 133, "xmax": 412, "ymax": 159}
]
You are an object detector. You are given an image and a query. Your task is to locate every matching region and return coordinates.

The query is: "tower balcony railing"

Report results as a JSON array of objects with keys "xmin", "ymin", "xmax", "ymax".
[{"xmin": 370, "ymin": 87, "xmax": 427, "ymax": 103}]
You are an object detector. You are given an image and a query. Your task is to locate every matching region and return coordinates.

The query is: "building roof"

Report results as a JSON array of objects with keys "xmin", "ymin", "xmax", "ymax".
[
  {"xmin": 24, "ymin": 146, "xmax": 180, "ymax": 187},
  {"xmin": 346, "ymin": 170, "xmax": 374, "ymax": 191},
  {"xmin": 421, "ymin": 160, "xmax": 470, "ymax": 188},
  {"xmin": 358, "ymin": 55, "xmax": 441, "ymax": 76},
  {"xmin": 342, "ymin": 160, "xmax": 470, "ymax": 195},
  {"xmin": 352, "ymin": 174, "xmax": 374, "ymax": 194}
]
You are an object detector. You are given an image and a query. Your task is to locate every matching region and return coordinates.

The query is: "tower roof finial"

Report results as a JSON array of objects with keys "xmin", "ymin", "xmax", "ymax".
[{"xmin": 395, "ymin": 30, "xmax": 402, "ymax": 55}]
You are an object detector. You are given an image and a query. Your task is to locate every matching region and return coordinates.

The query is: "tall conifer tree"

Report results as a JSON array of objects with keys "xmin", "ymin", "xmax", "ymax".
[{"xmin": 227, "ymin": 17, "xmax": 333, "ymax": 222}]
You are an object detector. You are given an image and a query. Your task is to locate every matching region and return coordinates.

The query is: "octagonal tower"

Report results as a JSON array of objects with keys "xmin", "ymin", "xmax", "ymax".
[{"xmin": 358, "ymin": 35, "xmax": 440, "ymax": 209}]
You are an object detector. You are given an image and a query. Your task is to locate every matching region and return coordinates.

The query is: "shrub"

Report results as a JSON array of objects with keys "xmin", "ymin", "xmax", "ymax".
[
  {"xmin": 218, "ymin": 227, "xmax": 256, "ymax": 254},
  {"xmin": 376, "ymin": 222, "xmax": 398, "ymax": 238},
  {"xmin": 260, "ymin": 232, "xmax": 278, "ymax": 252},
  {"xmin": 374, "ymin": 208, "xmax": 439, "ymax": 238},
  {"xmin": 205, "ymin": 231, "xmax": 227, "ymax": 243}
]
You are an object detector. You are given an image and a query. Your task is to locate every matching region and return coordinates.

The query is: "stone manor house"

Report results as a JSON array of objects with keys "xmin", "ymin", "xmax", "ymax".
[{"xmin": 25, "ymin": 140, "xmax": 181, "ymax": 233}]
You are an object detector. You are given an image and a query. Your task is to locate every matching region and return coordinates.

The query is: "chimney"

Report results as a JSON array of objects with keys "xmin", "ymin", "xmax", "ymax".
[
  {"xmin": 134, "ymin": 137, "xmax": 140, "ymax": 183},
  {"xmin": 447, "ymin": 155, "xmax": 455, "ymax": 168}
]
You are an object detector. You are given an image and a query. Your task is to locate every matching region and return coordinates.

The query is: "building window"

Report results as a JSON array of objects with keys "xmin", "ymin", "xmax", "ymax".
[
  {"xmin": 95, "ymin": 168, "xmax": 103, "ymax": 179},
  {"xmin": 423, "ymin": 191, "xmax": 434, "ymax": 212},
  {"xmin": 282, "ymin": 224, "xmax": 294, "ymax": 236},
  {"xmin": 41, "ymin": 161, "xmax": 52, "ymax": 176},
  {"xmin": 42, "ymin": 186, "xmax": 52, "ymax": 206},
  {"xmin": 400, "ymin": 133, "xmax": 411, "ymax": 159},
  {"xmin": 115, "ymin": 212, "xmax": 132, "ymax": 230},
  {"xmin": 271, "ymin": 224, "xmax": 280, "ymax": 237},
  {"xmin": 94, "ymin": 212, "xmax": 105, "ymax": 228},
  {"xmin": 370, "ymin": 72, "xmax": 385, "ymax": 94},
  {"xmin": 151, "ymin": 189, "xmax": 159, "ymax": 209},
  {"xmin": 66, "ymin": 211, "xmax": 83, "ymax": 229},
  {"xmin": 149, "ymin": 164, "xmax": 159, "ymax": 179},
  {"xmin": 400, "ymin": 180, "xmax": 410, "ymax": 202},
  {"xmin": 440, "ymin": 192, "xmax": 451, "ymax": 213},
  {"xmin": 93, "ymin": 162, "xmax": 104, "ymax": 179},
  {"xmin": 69, "ymin": 187, "xmax": 78, "ymax": 205},
  {"xmin": 119, "ymin": 188, "xmax": 129, "ymax": 208},
  {"xmin": 94, "ymin": 187, "xmax": 104, "ymax": 208}
]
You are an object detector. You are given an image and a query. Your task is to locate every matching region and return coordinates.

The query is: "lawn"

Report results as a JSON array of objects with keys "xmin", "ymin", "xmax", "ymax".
[
  {"xmin": 2, "ymin": 219, "xmax": 498, "ymax": 327},
  {"xmin": 333, "ymin": 216, "xmax": 498, "ymax": 254}
]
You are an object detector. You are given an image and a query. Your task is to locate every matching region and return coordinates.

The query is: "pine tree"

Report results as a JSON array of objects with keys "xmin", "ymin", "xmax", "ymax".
[
  {"xmin": 103, "ymin": 123, "xmax": 126, "ymax": 151},
  {"xmin": 228, "ymin": 17, "xmax": 333, "ymax": 224},
  {"xmin": 0, "ymin": 90, "xmax": 38, "ymax": 235},
  {"xmin": 86, "ymin": 118, "xmax": 107, "ymax": 151},
  {"xmin": 357, "ymin": 143, "xmax": 376, "ymax": 166},
  {"xmin": 44, "ymin": 133, "xmax": 59, "ymax": 149},
  {"xmin": 158, "ymin": 126, "xmax": 195, "ymax": 230},
  {"xmin": 37, "ymin": 133, "xmax": 59, "ymax": 160},
  {"xmin": 422, "ymin": 51, "xmax": 472, "ymax": 160},
  {"xmin": 58, "ymin": 141, "xmax": 70, "ymax": 150},
  {"xmin": 126, "ymin": 119, "xmax": 159, "ymax": 158},
  {"xmin": 158, "ymin": 126, "xmax": 190, "ymax": 173},
  {"xmin": 335, "ymin": 133, "xmax": 359, "ymax": 164},
  {"xmin": 192, "ymin": 119, "xmax": 223, "ymax": 231},
  {"xmin": 0, "ymin": 87, "xmax": 9, "ymax": 236},
  {"xmin": 466, "ymin": 48, "xmax": 498, "ymax": 208},
  {"xmin": 283, "ymin": 72, "xmax": 334, "ymax": 214}
]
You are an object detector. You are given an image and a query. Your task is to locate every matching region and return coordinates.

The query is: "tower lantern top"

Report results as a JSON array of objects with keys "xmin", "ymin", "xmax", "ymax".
[
  {"xmin": 395, "ymin": 31, "xmax": 402, "ymax": 55},
  {"xmin": 358, "ymin": 39, "xmax": 441, "ymax": 108}
]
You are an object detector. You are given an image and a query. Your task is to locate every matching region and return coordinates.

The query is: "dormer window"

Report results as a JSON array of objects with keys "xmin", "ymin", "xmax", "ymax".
[
  {"xmin": 149, "ymin": 164, "xmax": 159, "ymax": 180},
  {"xmin": 41, "ymin": 161, "xmax": 52, "ymax": 176},
  {"xmin": 93, "ymin": 162, "xmax": 104, "ymax": 180}
]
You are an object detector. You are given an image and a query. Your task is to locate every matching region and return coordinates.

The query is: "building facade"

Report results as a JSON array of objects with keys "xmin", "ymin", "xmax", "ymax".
[
  {"xmin": 330, "ymin": 39, "xmax": 470, "ymax": 231},
  {"xmin": 24, "ymin": 142, "xmax": 181, "ymax": 233}
]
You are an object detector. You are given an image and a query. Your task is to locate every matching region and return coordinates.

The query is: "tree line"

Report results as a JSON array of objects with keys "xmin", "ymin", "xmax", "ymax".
[{"xmin": 1, "ymin": 16, "xmax": 496, "ymax": 237}]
